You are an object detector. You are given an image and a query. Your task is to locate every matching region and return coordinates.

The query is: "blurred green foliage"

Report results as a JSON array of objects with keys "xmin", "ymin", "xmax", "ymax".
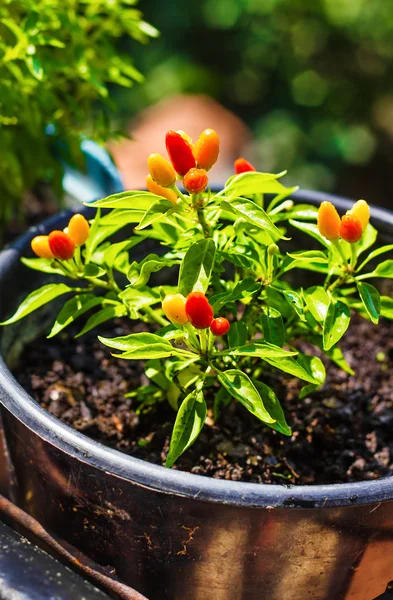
[
  {"xmin": 121, "ymin": 0, "xmax": 393, "ymax": 197},
  {"xmin": 0, "ymin": 0, "xmax": 157, "ymax": 227}
]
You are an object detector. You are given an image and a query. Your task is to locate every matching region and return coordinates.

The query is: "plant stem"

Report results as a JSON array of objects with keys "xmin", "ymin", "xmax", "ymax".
[
  {"xmin": 143, "ymin": 305, "xmax": 168, "ymax": 327},
  {"xmin": 74, "ymin": 246, "xmax": 83, "ymax": 273},
  {"xmin": 170, "ymin": 184, "xmax": 189, "ymax": 204},
  {"xmin": 349, "ymin": 244, "xmax": 357, "ymax": 271},
  {"xmin": 331, "ymin": 238, "xmax": 348, "ymax": 266}
]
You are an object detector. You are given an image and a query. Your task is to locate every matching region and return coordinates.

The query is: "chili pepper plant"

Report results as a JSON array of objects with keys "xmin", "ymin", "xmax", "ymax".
[{"xmin": 3, "ymin": 129, "xmax": 393, "ymax": 468}]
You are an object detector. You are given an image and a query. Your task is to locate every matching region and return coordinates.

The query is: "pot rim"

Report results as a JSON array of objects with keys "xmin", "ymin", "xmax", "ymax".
[{"xmin": 1, "ymin": 189, "xmax": 393, "ymax": 510}]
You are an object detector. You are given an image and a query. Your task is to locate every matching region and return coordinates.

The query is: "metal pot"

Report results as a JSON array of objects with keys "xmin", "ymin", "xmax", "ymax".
[{"xmin": 0, "ymin": 192, "xmax": 393, "ymax": 600}]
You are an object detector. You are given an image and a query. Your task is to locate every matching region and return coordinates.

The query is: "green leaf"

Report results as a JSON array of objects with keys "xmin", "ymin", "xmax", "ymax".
[
  {"xmin": 219, "ymin": 341, "xmax": 297, "ymax": 359},
  {"xmin": 103, "ymin": 238, "xmax": 145, "ymax": 269},
  {"xmin": 323, "ymin": 300, "xmax": 351, "ymax": 351},
  {"xmin": 354, "ymin": 224, "xmax": 378, "ymax": 257},
  {"xmin": 98, "ymin": 331, "xmax": 191, "ymax": 360},
  {"xmin": 297, "ymin": 354, "xmax": 326, "ymax": 386},
  {"xmin": 20, "ymin": 257, "xmax": 64, "ymax": 275},
  {"xmin": 48, "ymin": 294, "xmax": 103, "ymax": 338},
  {"xmin": 0, "ymin": 283, "xmax": 73, "ymax": 326},
  {"xmin": 135, "ymin": 199, "xmax": 176, "ymax": 231},
  {"xmin": 210, "ymin": 277, "xmax": 260, "ymax": 309},
  {"xmin": 286, "ymin": 250, "xmax": 329, "ymax": 263},
  {"xmin": 381, "ymin": 296, "xmax": 393, "ymax": 319},
  {"xmin": 326, "ymin": 345, "xmax": 354, "ymax": 375},
  {"xmin": 227, "ymin": 321, "xmax": 248, "ymax": 348},
  {"xmin": 357, "ymin": 282, "xmax": 380, "ymax": 324},
  {"xmin": 279, "ymin": 288, "xmax": 306, "ymax": 321},
  {"xmin": 84, "ymin": 208, "xmax": 101, "ymax": 264},
  {"xmin": 359, "ymin": 260, "xmax": 393, "ymax": 280},
  {"xmin": 178, "ymin": 239, "xmax": 216, "ymax": 296},
  {"xmin": 87, "ymin": 191, "xmax": 159, "ymax": 210},
  {"xmin": 218, "ymin": 369, "xmax": 275, "ymax": 424},
  {"xmin": 289, "ymin": 219, "xmax": 330, "ymax": 248},
  {"xmin": 221, "ymin": 197, "xmax": 286, "ymax": 240},
  {"xmin": 357, "ymin": 244, "xmax": 393, "ymax": 272},
  {"xmin": 222, "ymin": 171, "xmax": 289, "ymax": 197},
  {"xmin": 128, "ymin": 254, "xmax": 180, "ymax": 288},
  {"xmin": 263, "ymin": 355, "xmax": 322, "ymax": 384},
  {"xmin": 252, "ymin": 380, "xmax": 292, "ymax": 435},
  {"xmin": 261, "ymin": 306, "xmax": 285, "ymax": 347},
  {"xmin": 304, "ymin": 286, "xmax": 330, "ymax": 323},
  {"xmin": 83, "ymin": 263, "xmax": 106, "ymax": 278},
  {"xmin": 76, "ymin": 304, "xmax": 127, "ymax": 338},
  {"xmin": 165, "ymin": 389, "xmax": 207, "ymax": 467}
]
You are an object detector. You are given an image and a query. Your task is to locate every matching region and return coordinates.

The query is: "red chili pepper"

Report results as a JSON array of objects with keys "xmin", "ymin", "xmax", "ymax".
[
  {"xmin": 339, "ymin": 214, "xmax": 363, "ymax": 244},
  {"xmin": 183, "ymin": 168, "xmax": 208, "ymax": 194},
  {"xmin": 185, "ymin": 292, "xmax": 214, "ymax": 329},
  {"xmin": 210, "ymin": 317, "xmax": 230, "ymax": 336},
  {"xmin": 234, "ymin": 157, "xmax": 256, "ymax": 174},
  {"xmin": 165, "ymin": 130, "xmax": 196, "ymax": 176},
  {"xmin": 48, "ymin": 231, "xmax": 76, "ymax": 260}
]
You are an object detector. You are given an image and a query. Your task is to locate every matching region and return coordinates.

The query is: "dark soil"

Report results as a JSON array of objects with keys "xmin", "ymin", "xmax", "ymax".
[{"xmin": 14, "ymin": 315, "xmax": 393, "ymax": 486}]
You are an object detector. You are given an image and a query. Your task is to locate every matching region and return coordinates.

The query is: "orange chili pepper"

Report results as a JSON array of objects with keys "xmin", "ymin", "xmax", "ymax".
[
  {"xmin": 193, "ymin": 129, "xmax": 220, "ymax": 171},
  {"xmin": 317, "ymin": 201, "xmax": 341, "ymax": 240},
  {"xmin": 183, "ymin": 168, "xmax": 208, "ymax": 195}
]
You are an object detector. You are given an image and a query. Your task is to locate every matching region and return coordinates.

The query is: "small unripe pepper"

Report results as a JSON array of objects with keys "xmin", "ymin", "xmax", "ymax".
[
  {"xmin": 193, "ymin": 129, "xmax": 220, "ymax": 170},
  {"xmin": 234, "ymin": 157, "xmax": 256, "ymax": 174},
  {"xmin": 210, "ymin": 317, "xmax": 230, "ymax": 336},
  {"xmin": 165, "ymin": 130, "xmax": 196, "ymax": 176},
  {"xmin": 162, "ymin": 294, "xmax": 189, "ymax": 325},
  {"xmin": 183, "ymin": 168, "xmax": 208, "ymax": 194},
  {"xmin": 146, "ymin": 175, "xmax": 178, "ymax": 205},
  {"xmin": 67, "ymin": 214, "xmax": 90, "ymax": 246},
  {"xmin": 148, "ymin": 153, "xmax": 176, "ymax": 187},
  {"xmin": 317, "ymin": 201, "xmax": 341, "ymax": 240},
  {"xmin": 339, "ymin": 214, "xmax": 363, "ymax": 244},
  {"xmin": 31, "ymin": 236, "xmax": 54, "ymax": 259},
  {"xmin": 185, "ymin": 292, "xmax": 214, "ymax": 329},
  {"xmin": 48, "ymin": 231, "xmax": 76, "ymax": 261},
  {"xmin": 348, "ymin": 199, "xmax": 370, "ymax": 231}
]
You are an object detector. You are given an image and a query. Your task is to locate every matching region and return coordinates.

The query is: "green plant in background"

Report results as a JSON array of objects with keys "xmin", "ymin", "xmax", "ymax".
[
  {"xmin": 2, "ymin": 129, "xmax": 393, "ymax": 466},
  {"xmin": 121, "ymin": 0, "xmax": 393, "ymax": 196},
  {"xmin": 0, "ymin": 0, "xmax": 158, "ymax": 229}
]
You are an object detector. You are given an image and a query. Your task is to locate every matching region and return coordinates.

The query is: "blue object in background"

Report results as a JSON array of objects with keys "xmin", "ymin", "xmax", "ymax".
[{"xmin": 62, "ymin": 139, "xmax": 124, "ymax": 204}]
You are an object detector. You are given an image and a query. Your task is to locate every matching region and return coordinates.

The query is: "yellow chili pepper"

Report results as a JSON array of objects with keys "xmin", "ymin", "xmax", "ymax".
[
  {"xmin": 348, "ymin": 199, "xmax": 370, "ymax": 231},
  {"xmin": 162, "ymin": 294, "xmax": 189, "ymax": 325},
  {"xmin": 148, "ymin": 153, "xmax": 176, "ymax": 187},
  {"xmin": 146, "ymin": 175, "xmax": 178, "ymax": 205},
  {"xmin": 31, "ymin": 236, "xmax": 54, "ymax": 259},
  {"xmin": 68, "ymin": 214, "xmax": 90, "ymax": 246}
]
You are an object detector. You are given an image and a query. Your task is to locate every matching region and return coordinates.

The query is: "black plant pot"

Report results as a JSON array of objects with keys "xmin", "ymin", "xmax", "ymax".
[{"xmin": 1, "ymin": 192, "xmax": 393, "ymax": 600}]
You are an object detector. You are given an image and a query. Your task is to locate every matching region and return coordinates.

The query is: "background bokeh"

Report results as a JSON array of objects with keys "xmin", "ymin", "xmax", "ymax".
[{"xmin": 114, "ymin": 0, "xmax": 393, "ymax": 206}]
